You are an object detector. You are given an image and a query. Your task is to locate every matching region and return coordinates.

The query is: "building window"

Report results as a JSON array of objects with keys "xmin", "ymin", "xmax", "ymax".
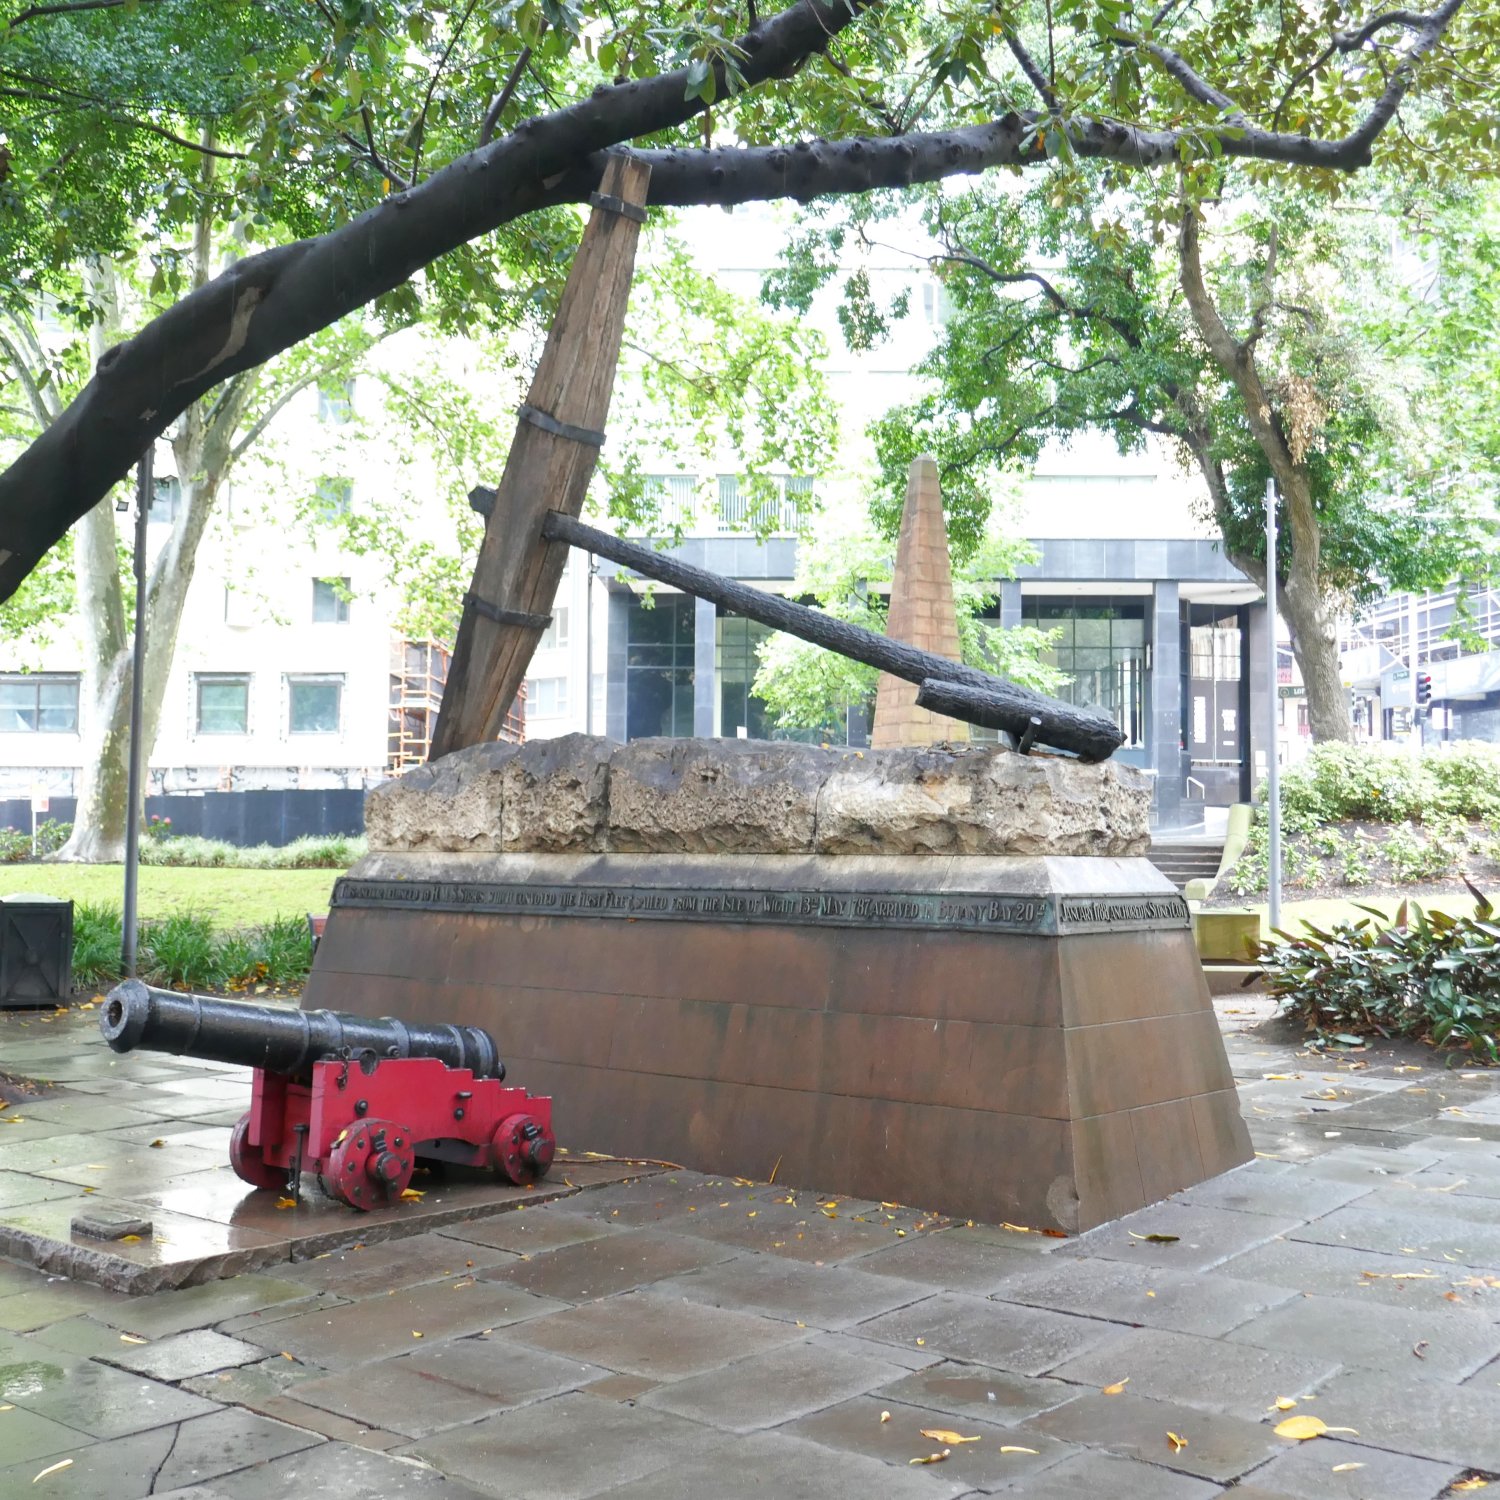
[
  {"xmin": 314, "ymin": 477, "xmax": 352, "ymax": 519},
  {"xmin": 0, "ymin": 673, "xmax": 79, "ymax": 733},
  {"xmin": 317, "ymin": 379, "xmax": 354, "ymax": 424},
  {"xmin": 716, "ymin": 612, "xmax": 772, "ymax": 739},
  {"xmin": 149, "ymin": 475, "xmax": 182, "ymax": 524},
  {"xmin": 538, "ymin": 606, "xmax": 570, "ymax": 652},
  {"xmin": 626, "ymin": 593, "xmax": 695, "ymax": 739},
  {"xmin": 716, "ymin": 474, "xmax": 811, "ymax": 534},
  {"xmin": 288, "ymin": 676, "xmax": 342, "ymax": 734},
  {"xmin": 1022, "ymin": 596, "xmax": 1147, "ymax": 749},
  {"xmin": 312, "ymin": 578, "xmax": 351, "ymax": 623},
  {"xmin": 643, "ymin": 475, "xmax": 698, "ymax": 530},
  {"xmin": 525, "ymin": 676, "xmax": 570, "ymax": 717},
  {"xmin": 195, "ymin": 674, "xmax": 249, "ymax": 735}
]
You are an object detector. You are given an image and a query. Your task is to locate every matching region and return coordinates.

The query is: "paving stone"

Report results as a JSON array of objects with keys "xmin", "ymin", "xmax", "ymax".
[
  {"xmin": 1307, "ymin": 1367, "xmax": 1500, "ymax": 1469},
  {"xmin": 654, "ymin": 1248, "xmax": 928, "ymax": 1329},
  {"xmin": 212, "ymin": 1441, "xmax": 491, "ymax": 1499},
  {"xmin": 411, "ymin": 1388, "xmax": 716, "ymax": 1500},
  {"xmin": 949, "ymin": 1221, "xmax": 1073, "ymax": 1254},
  {"xmin": 1290, "ymin": 1203, "xmax": 1500, "ymax": 1266},
  {"xmin": 481, "ymin": 1227, "xmax": 737, "ymax": 1302},
  {"xmin": 180, "ymin": 1353, "xmax": 329, "ymax": 1406},
  {"xmin": 1356, "ymin": 1183, "xmax": 1500, "ymax": 1224},
  {"xmin": 1018, "ymin": 1388, "xmax": 1287, "ymax": 1483},
  {"xmin": 227, "ymin": 1392, "xmax": 408, "ymax": 1450},
  {"xmin": 872, "ymin": 1359, "xmax": 1081, "ymax": 1425},
  {"xmin": 784, "ymin": 1389, "xmax": 1077, "ymax": 1491},
  {"xmin": 0, "ymin": 1348, "xmax": 221, "ymax": 1437},
  {"xmin": 213, "ymin": 1290, "xmax": 350, "ymax": 1338},
  {"xmin": 985, "ymin": 1448, "xmax": 1224, "ymax": 1498},
  {"xmin": 291, "ymin": 1338, "xmax": 606, "ymax": 1437},
  {"xmin": 282, "ymin": 1233, "xmax": 511, "ymax": 1297},
  {"xmin": 150, "ymin": 1408, "xmax": 325, "ymax": 1491},
  {"xmin": 113, "ymin": 1273, "xmax": 330, "ymax": 1338},
  {"xmin": 1289, "ymin": 1143, "xmax": 1448, "ymax": 1182},
  {"xmin": 0, "ymin": 1401, "xmax": 90, "ymax": 1465},
  {"xmin": 584, "ymin": 1371, "xmax": 660, "ymax": 1402},
  {"xmin": 25, "ymin": 1313, "xmax": 144, "ymax": 1359},
  {"xmin": 1464, "ymin": 1355, "xmax": 1500, "ymax": 1390},
  {"xmin": 670, "ymin": 1198, "xmax": 931, "ymax": 1264},
  {"xmin": 34, "ymin": 1142, "xmax": 229, "ymax": 1194},
  {"xmin": 541, "ymin": 1171, "xmax": 731, "ymax": 1227},
  {"xmin": 6, "ymin": 1097, "xmax": 181, "ymax": 1131},
  {"xmin": 852, "ymin": 1291, "xmax": 1118, "ymax": 1375},
  {"xmin": 1225, "ymin": 1292, "xmax": 1500, "ymax": 1382},
  {"xmin": 1239, "ymin": 1435, "xmax": 1461, "ymax": 1499},
  {"xmin": 847, "ymin": 1228, "xmax": 1040, "ymax": 1293},
  {"xmin": 509, "ymin": 1289, "xmax": 800, "ymax": 1379},
  {"xmin": 576, "ymin": 1428, "xmax": 973, "ymax": 1500},
  {"xmin": 994, "ymin": 1256, "xmax": 1299, "ymax": 1338},
  {"xmin": 639, "ymin": 1336, "xmax": 905, "ymax": 1432},
  {"xmin": 153, "ymin": 1489, "xmax": 238, "ymax": 1499},
  {"xmin": 0, "ymin": 1277, "xmax": 131, "ymax": 1331},
  {"xmin": 1401, "ymin": 1168, "xmax": 1500, "ymax": 1201},
  {"xmin": 105, "ymin": 1327, "xmax": 267, "ymax": 1381},
  {"xmin": 1048, "ymin": 1325, "xmax": 1339, "ymax": 1418},
  {"xmin": 0, "ymin": 1169, "xmax": 85, "ymax": 1209},
  {"xmin": 1171, "ymin": 1165, "xmax": 1373, "ymax": 1218},
  {"xmin": 234, "ymin": 1279, "xmax": 565, "ymax": 1368},
  {"xmin": 1216, "ymin": 1238, "xmax": 1477, "ymax": 1309},
  {"xmin": 434, "ymin": 1210, "xmax": 620, "ymax": 1255},
  {"xmin": 1066, "ymin": 1202, "xmax": 1305, "ymax": 1271},
  {"xmin": 812, "ymin": 1328, "xmax": 945, "ymax": 1372}
]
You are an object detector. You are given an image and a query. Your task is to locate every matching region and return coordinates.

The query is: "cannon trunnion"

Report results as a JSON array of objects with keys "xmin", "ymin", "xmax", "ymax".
[{"xmin": 102, "ymin": 980, "xmax": 555, "ymax": 1210}]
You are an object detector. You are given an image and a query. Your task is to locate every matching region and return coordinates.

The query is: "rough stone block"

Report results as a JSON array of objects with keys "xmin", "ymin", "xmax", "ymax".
[
  {"xmin": 500, "ymin": 733, "xmax": 610, "ymax": 852},
  {"xmin": 607, "ymin": 738, "xmax": 824, "ymax": 853},
  {"xmin": 364, "ymin": 741, "xmax": 517, "ymax": 852}
]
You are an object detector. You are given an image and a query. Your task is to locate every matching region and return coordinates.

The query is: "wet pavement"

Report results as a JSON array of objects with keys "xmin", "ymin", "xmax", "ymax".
[{"xmin": 0, "ymin": 1000, "xmax": 1499, "ymax": 1496}]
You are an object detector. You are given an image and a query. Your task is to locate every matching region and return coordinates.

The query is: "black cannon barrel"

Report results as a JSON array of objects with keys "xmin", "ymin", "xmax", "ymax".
[{"xmin": 101, "ymin": 979, "xmax": 504, "ymax": 1081}]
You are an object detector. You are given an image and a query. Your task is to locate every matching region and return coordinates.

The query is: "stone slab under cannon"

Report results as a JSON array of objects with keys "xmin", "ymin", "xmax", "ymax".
[{"xmin": 306, "ymin": 736, "xmax": 1250, "ymax": 1233}]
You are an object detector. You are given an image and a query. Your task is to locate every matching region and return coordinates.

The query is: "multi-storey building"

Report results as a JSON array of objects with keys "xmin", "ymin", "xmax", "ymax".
[{"xmin": 1, "ymin": 206, "xmax": 1282, "ymax": 836}]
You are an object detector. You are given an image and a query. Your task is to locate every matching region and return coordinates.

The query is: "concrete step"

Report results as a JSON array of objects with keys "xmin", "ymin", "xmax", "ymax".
[{"xmin": 1147, "ymin": 842, "xmax": 1225, "ymax": 892}]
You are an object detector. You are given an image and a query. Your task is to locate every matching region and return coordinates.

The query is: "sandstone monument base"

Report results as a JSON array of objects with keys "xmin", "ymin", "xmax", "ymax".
[{"xmin": 305, "ymin": 738, "xmax": 1250, "ymax": 1231}]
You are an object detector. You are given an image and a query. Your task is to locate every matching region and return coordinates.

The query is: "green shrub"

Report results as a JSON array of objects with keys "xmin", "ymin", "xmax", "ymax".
[
  {"xmin": 0, "ymin": 819, "xmax": 71, "ymax": 862},
  {"xmin": 139, "ymin": 911, "xmax": 223, "ymax": 990},
  {"xmin": 1277, "ymin": 742, "xmax": 1435, "ymax": 825},
  {"xmin": 1428, "ymin": 741, "xmax": 1500, "ymax": 822},
  {"xmin": 72, "ymin": 902, "xmax": 124, "ymax": 990},
  {"xmin": 137, "ymin": 834, "xmax": 363, "ymax": 869},
  {"xmin": 1262, "ymin": 888, "xmax": 1500, "ymax": 1062}
]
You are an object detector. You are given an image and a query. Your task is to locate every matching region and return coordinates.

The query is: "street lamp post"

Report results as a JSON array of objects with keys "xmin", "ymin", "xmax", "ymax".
[
  {"xmin": 121, "ymin": 447, "xmax": 152, "ymax": 978},
  {"xmin": 1264, "ymin": 478, "xmax": 1282, "ymax": 936}
]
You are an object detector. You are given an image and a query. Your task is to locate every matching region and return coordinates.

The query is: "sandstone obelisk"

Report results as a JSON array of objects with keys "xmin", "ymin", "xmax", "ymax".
[{"xmin": 870, "ymin": 454, "xmax": 969, "ymax": 748}]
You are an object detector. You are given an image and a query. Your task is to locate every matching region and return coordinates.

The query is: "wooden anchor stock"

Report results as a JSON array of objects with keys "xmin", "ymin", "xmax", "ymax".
[{"xmin": 540, "ymin": 511, "xmax": 1125, "ymax": 762}]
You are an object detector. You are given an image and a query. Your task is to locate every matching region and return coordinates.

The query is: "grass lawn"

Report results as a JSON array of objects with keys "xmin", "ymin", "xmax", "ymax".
[{"xmin": 0, "ymin": 864, "xmax": 342, "ymax": 929}]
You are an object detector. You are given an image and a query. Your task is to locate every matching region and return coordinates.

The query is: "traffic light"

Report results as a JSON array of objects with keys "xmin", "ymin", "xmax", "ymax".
[{"xmin": 1416, "ymin": 672, "xmax": 1433, "ymax": 709}]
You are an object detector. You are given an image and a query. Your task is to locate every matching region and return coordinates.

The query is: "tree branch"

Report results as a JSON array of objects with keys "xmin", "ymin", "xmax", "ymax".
[
  {"xmin": 479, "ymin": 37, "xmax": 539, "ymax": 147},
  {"xmin": 410, "ymin": 0, "xmax": 482, "ymax": 181},
  {"xmin": 7, "ymin": 0, "xmax": 160, "ymax": 27},
  {"xmin": 0, "ymin": 0, "xmax": 1469, "ymax": 602},
  {"xmin": 1005, "ymin": 29, "xmax": 1059, "ymax": 112}
]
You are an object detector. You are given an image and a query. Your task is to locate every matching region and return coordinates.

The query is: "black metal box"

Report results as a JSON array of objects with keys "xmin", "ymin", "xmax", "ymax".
[{"xmin": 0, "ymin": 895, "xmax": 74, "ymax": 1005}]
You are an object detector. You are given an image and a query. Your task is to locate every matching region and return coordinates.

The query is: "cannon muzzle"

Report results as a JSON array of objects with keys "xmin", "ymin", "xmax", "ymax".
[{"xmin": 101, "ymin": 979, "xmax": 504, "ymax": 1081}]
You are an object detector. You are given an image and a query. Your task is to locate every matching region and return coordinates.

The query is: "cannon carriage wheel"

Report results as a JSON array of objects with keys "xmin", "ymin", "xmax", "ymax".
[
  {"xmin": 318, "ymin": 1119, "xmax": 416, "ymax": 1209},
  {"xmin": 229, "ymin": 1113, "xmax": 286, "ymax": 1192}
]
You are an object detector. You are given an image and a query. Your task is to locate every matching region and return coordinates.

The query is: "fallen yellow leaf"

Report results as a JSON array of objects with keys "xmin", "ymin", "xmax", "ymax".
[
  {"xmin": 0, "ymin": 1403, "xmax": 13, "ymax": 1410},
  {"xmin": 1167, "ymin": 1432, "xmax": 1188, "ymax": 1452},
  {"xmin": 920, "ymin": 1429, "xmax": 980, "ymax": 1445},
  {"xmin": 32, "ymin": 1458, "xmax": 73, "ymax": 1483},
  {"xmin": 999, "ymin": 1446, "xmax": 1039, "ymax": 1454},
  {"xmin": 1102, "ymin": 1378, "xmax": 1129, "ymax": 1395},
  {"xmin": 400, "ymin": 1188, "xmax": 425, "ymax": 1201},
  {"xmin": 412, "ymin": 1330, "xmax": 424, "ymax": 1338},
  {"xmin": 915, "ymin": 1338, "xmax": 925, "ymax": 1346},
  {"xmin": 1452, "ymin": 1480, "xmax": 1489, "ymax": 1491},
  {"xmin": 120, "ymin": 1234, "xmax": 142, "ymax": 1243},
  {"xmin": 1274, "ymin": 1415, "xmax": 1360, "ymax": 1440},
  {"xmin": 148, "ymin": 1139, "xmax": 166, "ymax": 1148},
  {"xmin": 1274, "ymin": 1397, "xmax": 1297, "ymax": 1411},
  {"xmin": 119, "ymin": 1334, "xmax": 147, "ymax": 1345},
  {"xmin": 909, "ymin": 1451, "xmax": 950, "ymax": 1465},
  {"xmin": 275, "ymin": 1197, "xmax": 297, "ymax": 1210},
  {"xmin": 879, "ymin": 1411, "xmax": 891, "ymax": 1424},
  {"xmin": 1331, "ymin": 1463, "xmax": 1365, "ymax": 1473}
]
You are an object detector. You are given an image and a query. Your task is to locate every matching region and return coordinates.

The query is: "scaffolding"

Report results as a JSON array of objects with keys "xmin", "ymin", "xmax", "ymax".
[{"xmin": 388, "ymin": 639, "xmax": 524, "ymax": 770}]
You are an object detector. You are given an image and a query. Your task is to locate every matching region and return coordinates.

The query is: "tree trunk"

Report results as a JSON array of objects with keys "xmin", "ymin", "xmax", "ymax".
[{"xmin": 1282, "ymin": 570, "xmax": 1353, "ymax": 744}]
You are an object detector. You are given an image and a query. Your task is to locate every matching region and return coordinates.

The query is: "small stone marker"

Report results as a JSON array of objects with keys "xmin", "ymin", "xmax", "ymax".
[{"xmin": 72, "ymin": 1209, "xmax": 152, "ymax": 1241}]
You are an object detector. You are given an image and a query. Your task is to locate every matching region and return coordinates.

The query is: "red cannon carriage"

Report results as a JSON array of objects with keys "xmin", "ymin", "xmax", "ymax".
[{"xmin": 101, "ymin": 979, "xmax": 554, "ymax": 1210}]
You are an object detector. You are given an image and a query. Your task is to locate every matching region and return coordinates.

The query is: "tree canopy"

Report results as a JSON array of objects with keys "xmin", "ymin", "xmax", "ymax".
[{"xmin": 1, "ymin": 0, "xmax": 1494, "ymax": 602}]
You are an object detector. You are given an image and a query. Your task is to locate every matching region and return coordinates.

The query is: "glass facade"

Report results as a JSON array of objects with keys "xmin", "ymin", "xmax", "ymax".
[
  {"xmin": 0, "ymin": 674, "xmax": 79, "ymax": 733},
  {"xmin": 1024, "ymin": 595, "xmax": 1148, "ymax": 749},
  {"xmin": 625, "ymin": 593, "xmax": 695, "ymax": 739},
  {"xmin": 715, "ymin": 613, "xmax": 773, "ymax": 738},
  {"xmin": 196, "ymin": 675, "xmax": 249, "ymax": 734}
]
